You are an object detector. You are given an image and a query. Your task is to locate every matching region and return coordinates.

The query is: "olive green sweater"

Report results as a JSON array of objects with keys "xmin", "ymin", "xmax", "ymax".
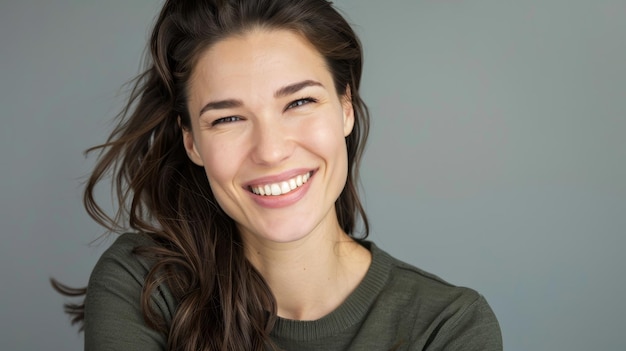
[{"xmin": 84, "ymin": 233, "xmax": 502, "ymax": 350}]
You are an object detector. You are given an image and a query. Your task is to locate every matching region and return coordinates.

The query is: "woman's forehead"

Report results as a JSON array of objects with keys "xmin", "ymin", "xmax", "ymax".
[{"xmin": 188, "ymin": 29, "xmax": 333, "ymax": 101}]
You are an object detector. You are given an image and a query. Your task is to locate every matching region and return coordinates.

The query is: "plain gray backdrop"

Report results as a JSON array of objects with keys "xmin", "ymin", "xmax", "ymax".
[{"xmin": 1, "ymin": 0, "xmax": 624, "ymax": 350}]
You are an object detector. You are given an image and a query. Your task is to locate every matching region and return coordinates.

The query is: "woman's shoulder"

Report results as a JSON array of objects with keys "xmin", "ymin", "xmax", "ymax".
[
  {"xmin": 362, "ymin": 241, "xmax": 502, "ymax": 349},
  {"xmin": 84, "ymin": 232, "xmax": 175, "ymax": 349},
  {"xmin": 100, "ymin": 232, "xmax": 157, "ymax": 255},
  {"xmin": 367, "ymin": 241, "xmax": 479, "ymax": 300},
  {"xmin": 89, "ymin": 232, "xmax": 157, "ymax": 280}
]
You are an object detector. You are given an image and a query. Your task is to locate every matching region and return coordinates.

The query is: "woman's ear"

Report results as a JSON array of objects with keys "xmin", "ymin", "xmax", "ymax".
[
  {"xmin": 179, "ymin": 117, "xmax": 204, "ymax": 166},
  {"xmin": 342, "ymin": 85, "xmax": 355, "ymax": 137}
]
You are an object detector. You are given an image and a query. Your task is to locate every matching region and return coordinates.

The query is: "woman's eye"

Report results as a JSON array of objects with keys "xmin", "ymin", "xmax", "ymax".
[
  {"xmin": 211, "ymin": 116, "xmax": 241, "ymax": 126},
  {"xmin": 286, "ymin": 97, "xmax": 317, "ymax": 110}
]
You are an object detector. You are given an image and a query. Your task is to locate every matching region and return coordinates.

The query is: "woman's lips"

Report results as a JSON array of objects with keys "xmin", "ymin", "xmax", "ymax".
[
  {"xmin": 245, "ymin": 169, "xmax": 316, "ymax": 209},
  {"xmin": 248, "ymin": 171, "xmax": 312, "ymax": 196}
]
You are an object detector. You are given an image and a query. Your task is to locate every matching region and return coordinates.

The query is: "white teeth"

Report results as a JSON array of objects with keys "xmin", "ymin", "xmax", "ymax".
[
  {"xmin": 250, "ymin": 172, "xmax": 312, "ymax": 196},
  {"xmin": 271, "ymin": 184, "xmax": 281, "ymax": 195}
]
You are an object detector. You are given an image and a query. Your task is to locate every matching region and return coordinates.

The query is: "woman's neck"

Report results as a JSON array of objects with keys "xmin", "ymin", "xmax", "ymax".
[{"xmin": 242, "ymin": 224, "xmax": 371, "ymax": 321}]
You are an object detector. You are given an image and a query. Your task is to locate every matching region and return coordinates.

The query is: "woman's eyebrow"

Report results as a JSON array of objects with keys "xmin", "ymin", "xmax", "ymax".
[
  {"xmin": 274, "ymin": 80, "xmax": 323, "ymax": 98},
  {"xmin": 199, "ymin": 80, "xmax": 323, "ymax": 116},
  {"xmin": 199, "ymin": 99, "xmax": 243, "ymax": 116}
]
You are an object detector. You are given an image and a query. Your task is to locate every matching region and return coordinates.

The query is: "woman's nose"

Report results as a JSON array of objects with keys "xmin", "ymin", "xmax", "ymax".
[{"xmin": 249, "ymin": 120, "xmax": 295, "ymax": 166}]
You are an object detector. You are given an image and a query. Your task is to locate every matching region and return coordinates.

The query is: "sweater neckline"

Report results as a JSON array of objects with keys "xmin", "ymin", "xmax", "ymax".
[{"xmin": 270, "ymin": 241, "xmax": 393, "ymax": 341}]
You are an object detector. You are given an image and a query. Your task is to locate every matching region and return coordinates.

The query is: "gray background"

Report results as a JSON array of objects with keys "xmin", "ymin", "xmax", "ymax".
[{"xmin": 1, "ymin": 0, "xmax": 624, "ymax": 350}]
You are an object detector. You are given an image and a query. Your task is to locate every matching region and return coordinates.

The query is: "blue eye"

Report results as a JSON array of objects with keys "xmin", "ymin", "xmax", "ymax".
[
  {"xmin": 211, "ymin": 116, "xmax": 241, "ymax": 126},
  {"xmin": 287, "ymin": 97, "xmax": 317, "ymax": 110}
]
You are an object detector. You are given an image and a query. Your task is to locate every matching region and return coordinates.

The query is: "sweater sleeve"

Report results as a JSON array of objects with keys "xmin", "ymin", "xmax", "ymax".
[
  {"xmin": 84, "ymin": 234, "xmax": 171, "ymax": 351},
  {"xmin": 427, "ymin": 294, "xmax": 503, "ymax": 351}
]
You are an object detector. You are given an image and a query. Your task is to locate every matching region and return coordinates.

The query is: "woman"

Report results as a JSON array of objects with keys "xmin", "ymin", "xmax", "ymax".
[{"xmin": 54, "ymin": 0, "xmax": 502, "ymax": 350}]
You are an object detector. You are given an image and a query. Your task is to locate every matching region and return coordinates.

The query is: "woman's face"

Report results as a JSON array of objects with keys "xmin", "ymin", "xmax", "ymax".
[{"xmin": 183, "ymin": 29, "xmax": 354, "ymax": 245}]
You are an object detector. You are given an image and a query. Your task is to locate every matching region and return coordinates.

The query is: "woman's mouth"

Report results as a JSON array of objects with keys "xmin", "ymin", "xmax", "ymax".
[{"xmin": 248, "ymin": 171, "xmax": 312, "ymax": 196}]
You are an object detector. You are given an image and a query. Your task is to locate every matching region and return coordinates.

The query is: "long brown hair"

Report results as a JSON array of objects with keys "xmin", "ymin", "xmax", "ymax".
[{"xmin": 53, "ymin": 0, "xmax": 370, "ymax": 350}]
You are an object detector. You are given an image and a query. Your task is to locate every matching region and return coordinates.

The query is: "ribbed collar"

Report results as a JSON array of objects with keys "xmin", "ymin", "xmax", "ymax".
[{"xmin": 270, "ymin": 241, "xmax": 394, "ymax": 341}]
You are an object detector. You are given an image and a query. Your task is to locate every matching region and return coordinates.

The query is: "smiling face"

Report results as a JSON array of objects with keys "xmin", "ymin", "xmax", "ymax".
[{"xmin": 183, "ymin": 29, "xmax": 355, "ymax": 246}]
